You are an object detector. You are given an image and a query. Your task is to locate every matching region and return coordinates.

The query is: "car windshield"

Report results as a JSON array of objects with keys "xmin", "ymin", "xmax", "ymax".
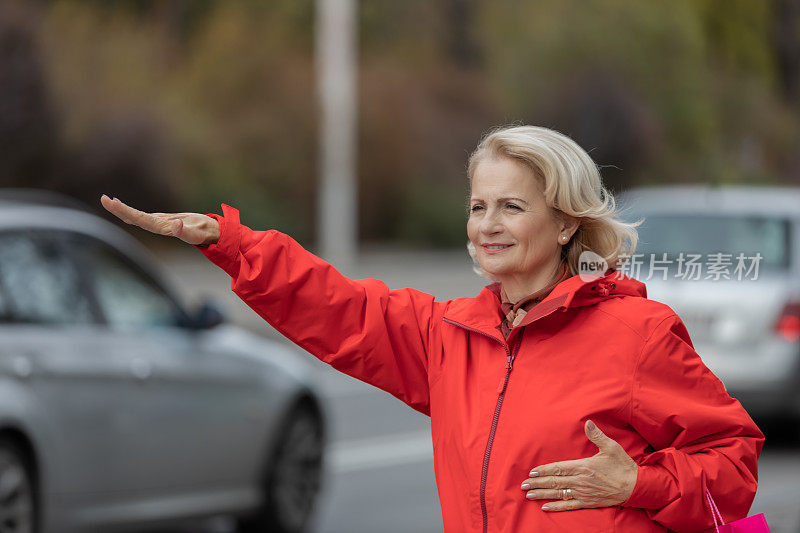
[{"xmin": 632, "ymin": 214, "xmax": 791, "ymax": 273}]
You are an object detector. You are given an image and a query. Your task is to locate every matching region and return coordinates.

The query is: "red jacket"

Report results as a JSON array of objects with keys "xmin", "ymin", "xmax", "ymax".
[{"xmin": 197, "ymin": 204, "xmax": 764, "ymax": 533}]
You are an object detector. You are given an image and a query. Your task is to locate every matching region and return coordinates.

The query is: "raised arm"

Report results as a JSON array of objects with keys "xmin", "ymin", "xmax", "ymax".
[
  {"xmin": 100, "ymin": 197, "xmax": 439, "ymax": 415},
  {"xmin": 621, "ymin": 315, "xmax": 764, "ymax": 531}
]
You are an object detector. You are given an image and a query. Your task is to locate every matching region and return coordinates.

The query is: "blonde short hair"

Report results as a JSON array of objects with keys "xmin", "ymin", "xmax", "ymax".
[{"xmin": 466, "ymin": 125, "xmax": 639, "ymax": 280}]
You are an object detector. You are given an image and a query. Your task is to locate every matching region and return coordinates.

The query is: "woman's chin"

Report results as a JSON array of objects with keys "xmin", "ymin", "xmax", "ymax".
[{"xmin": 479, "ymin": 262, "xmax": 512, "ymax": 278}]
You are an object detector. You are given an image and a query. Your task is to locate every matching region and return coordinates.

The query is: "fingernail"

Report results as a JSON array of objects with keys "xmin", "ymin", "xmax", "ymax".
[
  {"xmin": 526, "ymin": 491, "xmax": 535, "ymax": 499},
  {"xmin": 541, "ymin": 505, "xmax": 550, "ymax": 511},
  {"xmin": 529, "ymin": 471, "xmax": 539, "ymax": 477},
  {"xmin": 587, "ymin": 420, "xmax": 596, "ymax": 431},
  {"xmin": 521, "ymin": 483, "xmax": 530, "ymax": 490},
  {"xmin": 113, "ymin": 197, "xmax": 119, "ymax": 201}
]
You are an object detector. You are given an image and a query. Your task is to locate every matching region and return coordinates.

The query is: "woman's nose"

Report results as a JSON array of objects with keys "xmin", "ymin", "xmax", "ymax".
[{"xmin": 479, "ymin": 210, "xmax": 504, "ymax": 235}]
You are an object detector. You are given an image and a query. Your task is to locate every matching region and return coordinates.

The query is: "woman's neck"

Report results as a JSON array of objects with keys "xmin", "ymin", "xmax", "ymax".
[{"xmin": 499, "ymin": 258, "xmax": 566, "ymax": 304}]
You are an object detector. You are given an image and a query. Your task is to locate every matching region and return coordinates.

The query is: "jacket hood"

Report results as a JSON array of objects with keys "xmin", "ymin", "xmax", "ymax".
[{"xmin": 443, "ymin": 271, "xmax": 647, "ymax": 340}]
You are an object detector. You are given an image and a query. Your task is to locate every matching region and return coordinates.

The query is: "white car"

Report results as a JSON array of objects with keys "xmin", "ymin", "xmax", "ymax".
[
  {"xmin": 0, "ymin": 189, "xmax": 325, "ymax": 533},
  {"xmin": 618, "ymin": 186, "xmax": 800, "ymax": 424}
]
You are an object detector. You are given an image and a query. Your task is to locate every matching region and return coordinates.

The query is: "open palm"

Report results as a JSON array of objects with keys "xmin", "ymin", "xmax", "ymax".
[{"xmin": 99, "ymin": 195, "xmax": 220, "ymax": 246}]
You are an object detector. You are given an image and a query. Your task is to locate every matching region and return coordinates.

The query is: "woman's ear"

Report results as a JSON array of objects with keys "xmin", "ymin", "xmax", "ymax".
[
  {"xmin": 562, "ymin": 215, "xmax": 580, "ymax": 238},
  {"xmin": 555, "ymin": 211, "xmax": 580, "ymax": 240}
]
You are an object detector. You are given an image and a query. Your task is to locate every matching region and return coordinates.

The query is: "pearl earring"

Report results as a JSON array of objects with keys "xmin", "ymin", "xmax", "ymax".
[{"xmin": 561, "ymin": 235, "xmax": 568, "ymax": 242}]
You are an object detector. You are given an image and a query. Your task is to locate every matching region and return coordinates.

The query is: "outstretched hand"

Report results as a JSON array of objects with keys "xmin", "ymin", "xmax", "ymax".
[
  {"xmin": 100, "ymin": 195, "xmax": 220, "ymax": 246},
  {"xmin": 520, "ymin": 420, "xmax": 638, "ymax": 511}
]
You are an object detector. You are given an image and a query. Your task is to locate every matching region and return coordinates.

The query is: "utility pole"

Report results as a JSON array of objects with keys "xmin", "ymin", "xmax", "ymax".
[{"xmin": 315, "ymin": 0, "xmax": 358, "ymax": 270}]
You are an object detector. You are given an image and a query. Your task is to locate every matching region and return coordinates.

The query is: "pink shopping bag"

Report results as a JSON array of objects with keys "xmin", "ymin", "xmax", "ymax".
[{"xmin": 705, "ymin": 490, "xmax": 771, "ymax": 532}]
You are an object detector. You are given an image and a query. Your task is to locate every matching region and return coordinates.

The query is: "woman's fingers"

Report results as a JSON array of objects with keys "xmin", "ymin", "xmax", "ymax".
[
  {"xmin": 528, "ymin": 458, "xmax": 589, "ymax": 478},
  {"xmin": 521, "ymin": 474, "xmax": 581, "ymax": 491},
  {"xmin": 519, "ymin": 482, "xmax": 589, "ymax": 511},
  {"xmin": 101, "ymin": 195, "xmax": 155, "ymax": 229},
  {"xmin": 523, "ymin": 488, "xmax": 573, "ymax": 500},
  {"xmin": 101, "ymin": 195, "xmax": 179, "ymax": 237},
  {"xmin": 540, "ymin": 499, "xmax": 585, "ymax": 512}
]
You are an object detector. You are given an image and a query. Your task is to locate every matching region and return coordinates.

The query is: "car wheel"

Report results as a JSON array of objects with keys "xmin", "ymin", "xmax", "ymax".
[
  {"xmin": 0, "ymin": 439, "xmax": 35, "ymax": 533},
  {"xmin": 239, "ymin": 403, "xmax": 324, "ymax": 533}
]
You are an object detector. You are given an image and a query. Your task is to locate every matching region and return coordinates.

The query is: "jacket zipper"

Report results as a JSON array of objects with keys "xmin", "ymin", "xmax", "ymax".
[
  {"xmin": 444, "ymin": 307, "xmax": 563, "ymax": 532},
  {"xmin": 442, "ymin": 318, "xmax": 522, "ymax": 533},
  {"xmin": 480, "ymin": 339, "xmax": 522, "ymax": 533}
]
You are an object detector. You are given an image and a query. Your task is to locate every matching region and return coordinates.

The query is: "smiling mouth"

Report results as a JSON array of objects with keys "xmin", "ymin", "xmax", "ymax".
[{"xmin": 483, "ymin": 244, "xmax": 513, "ymax": 250}]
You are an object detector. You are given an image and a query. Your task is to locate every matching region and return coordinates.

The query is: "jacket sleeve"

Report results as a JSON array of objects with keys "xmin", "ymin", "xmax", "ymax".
[
  {"xmin": 195, "ymin": 204, "xmax": 438, "ymax": 415},
  {"xmin": 620, "ymin": 314, "xmax": 764, "ymax": 532}
]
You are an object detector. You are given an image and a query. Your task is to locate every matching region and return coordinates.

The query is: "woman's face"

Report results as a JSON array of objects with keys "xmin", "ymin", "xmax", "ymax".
[{"xmin": 467, "ymin": 156, "xmax": 567, "ymax": 284}]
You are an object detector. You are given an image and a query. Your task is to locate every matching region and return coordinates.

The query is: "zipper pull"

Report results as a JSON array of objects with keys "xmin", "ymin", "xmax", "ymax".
[{"xmin": 496, "ymin": 354, "xmax": 515, "ymax": 394}]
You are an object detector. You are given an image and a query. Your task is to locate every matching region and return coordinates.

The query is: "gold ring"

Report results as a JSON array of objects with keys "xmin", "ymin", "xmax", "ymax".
[{"xmin": 562, "ymin": 488, "xmax": 574, "ymax": 500}]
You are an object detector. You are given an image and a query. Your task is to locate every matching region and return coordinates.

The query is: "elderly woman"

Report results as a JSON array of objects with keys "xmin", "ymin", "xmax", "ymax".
[{"xmin": 101, "ymin": 125, "xmax": 763, "ymax": 532}]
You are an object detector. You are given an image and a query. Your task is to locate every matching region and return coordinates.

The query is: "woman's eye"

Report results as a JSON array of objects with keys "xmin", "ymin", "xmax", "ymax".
[
  {"xmin": 470, "ymin": 205, "xmax": 483, "ymax": 212},
  {"xmin": 507, "ymin": 203, "xmax": 521, "ymax": 210}
]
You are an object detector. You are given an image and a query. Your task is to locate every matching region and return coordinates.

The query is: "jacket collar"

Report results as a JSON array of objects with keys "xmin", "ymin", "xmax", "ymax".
[{"xmin": 443, "ymin": 271, "xmax": 647, "ymax": 342}]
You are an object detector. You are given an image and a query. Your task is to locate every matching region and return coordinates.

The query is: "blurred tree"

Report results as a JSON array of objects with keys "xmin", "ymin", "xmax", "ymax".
[
  {"xmin": 540, "ymin": 69, "xmax": 660, "ymax": 190},
  {"xmin": 38, "ymin": 1, "xmax": 179, "ymax": 211},
  {"xmin": 772, "ymin": 0, "xmax": 800, "ymax": 103},
  {"xmin": 45, "ymin": 0, "xmax": 217, "ymax": 39},
  {"xmin": 358, "ymin": 0, "xmax": 497, "ymax": 245},
  {"xmin": 170, "ymin": 0, "xmax": 317, "ymax": 241},
  {"xmin": 477, "ymin": 0, "xmax": 714, "ymax": 189},
  {"xmin": 8, "ymin": 0, "xmax": 799, "ymax": 246},
  {"xmin": 40, "ymin": 0, "xmax": 315, "ymax": 237},
  {"xmin": 694, "ymin": 0, "xmax": 800, "ymax": 182},
  {"xmin": 358, "ymin": 61, "xmax": 497, "ymax": 244},
  {"xmin": 0, "ymin": 0, "xmax": 59, "ymax": 188},
  {"xmin": 444, "ymin": 0, "xmax": 482, "ymax": 69},
  {"xmin": 53, "ymin": 108, "xmax": 178, "ymax": 214},
  {"xmin": 697, "ymin": 0, "xmax": 774, "ymax": 78}
]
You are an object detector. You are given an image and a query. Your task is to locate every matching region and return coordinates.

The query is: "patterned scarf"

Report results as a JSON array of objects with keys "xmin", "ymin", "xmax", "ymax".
[{"xmin": 498, "ymin": 261, "xmax": 571, "ymax": 339}]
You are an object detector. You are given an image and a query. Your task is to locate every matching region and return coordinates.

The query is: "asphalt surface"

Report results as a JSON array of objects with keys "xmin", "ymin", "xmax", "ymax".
[{"xmin": 150, "ymin": 244, "xmax": 799, "ymax": 533}]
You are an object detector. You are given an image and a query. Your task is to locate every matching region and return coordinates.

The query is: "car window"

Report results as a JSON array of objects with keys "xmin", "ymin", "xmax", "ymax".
[
  {"xmin": 0, "ymin": 284, "xmax": 8, "ymax": 320},
  {"xmin": 635, "ymin": 214, "xmax": 790, "ymax": 271},
  {"xmin": 69, "ymin": 234, "xmax": 183, "ymax": 330},
  {"xmin": 0, "ymin": 232, "xmax": 95, "ymax": 325},
  {"xmin": 0, "ymin": 265, "xmax": 10, "ymax": 320}
]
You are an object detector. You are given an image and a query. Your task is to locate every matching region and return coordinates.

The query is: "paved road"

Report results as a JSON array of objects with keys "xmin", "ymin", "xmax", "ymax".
[{"xmin": 151, "ymin": 243, "xmax": 799, "ymax": 533}]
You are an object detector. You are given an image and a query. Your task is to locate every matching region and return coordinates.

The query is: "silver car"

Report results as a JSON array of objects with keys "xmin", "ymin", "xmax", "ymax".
[
  {"xmin": 0, "ymin": 190, "xmax": 325, "ymax": 533},
  {"xmin": 618, "ymin": 185, "xmax": 800, "ymax": 424}
]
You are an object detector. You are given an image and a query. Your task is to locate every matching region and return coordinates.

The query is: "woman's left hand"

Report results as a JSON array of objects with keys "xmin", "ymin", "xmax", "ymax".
[{"xmin": 520, "ymin": 420, "xmax": 638, "ymax": 511}]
